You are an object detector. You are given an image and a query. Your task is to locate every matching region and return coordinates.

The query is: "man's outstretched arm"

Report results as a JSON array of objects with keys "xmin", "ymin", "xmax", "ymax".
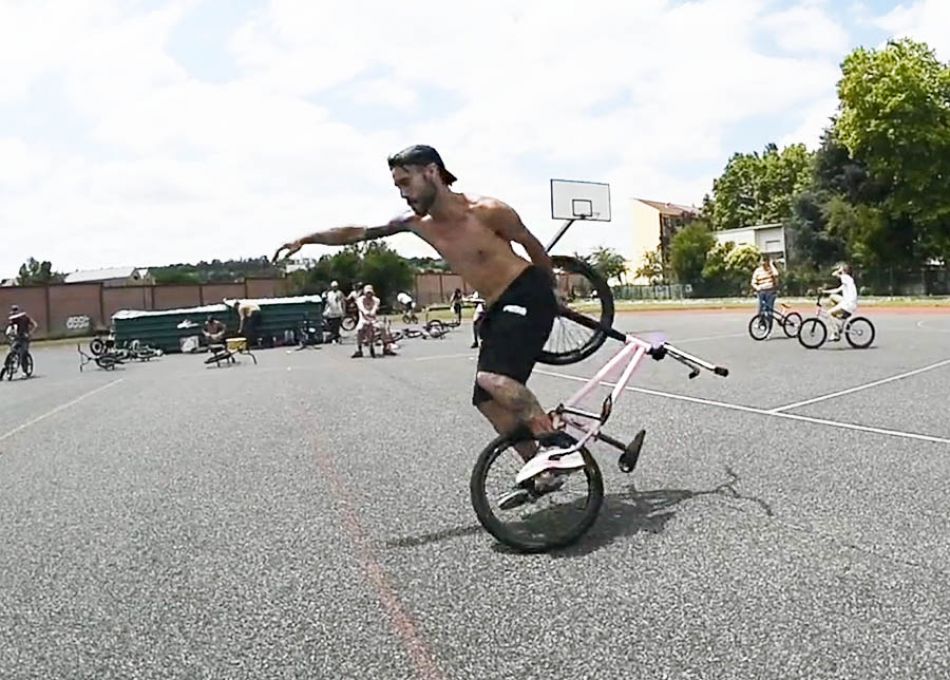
[{"xmin": 272, "ymin": 216, "xmax": 413, "ymax": 262}]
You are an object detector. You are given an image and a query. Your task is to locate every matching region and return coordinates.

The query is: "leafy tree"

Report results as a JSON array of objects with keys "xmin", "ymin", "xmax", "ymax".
[
  {"xmin": 836, "ymin": 38, "xmax": 950, "ymax": 261},
  {"xmin": 669, "ymin": 221, "xmax": 715, "ymax": 284},
  {"xmin": 634, "ymin": 249, "xmax": 666, "ymax": 285},
  {"xmin": 701, "ymin": 242, "xmax": 759, "ymax": 294},
  {"xmin": 17, "ymin": 257, "xmax": 64, "ymax": 285},
  {"xmin": 705, "ymin": 143, "xmax": 814, "ymax": 230},
  {"xmin": 585, "ymin": 246, "xmax": 628, "ymax": 284}
]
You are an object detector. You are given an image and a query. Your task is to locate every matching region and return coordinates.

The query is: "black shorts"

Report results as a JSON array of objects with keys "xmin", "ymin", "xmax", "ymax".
[{"xmin": 472, "ymin": 266, "xmax": 556, "ymax": 405}]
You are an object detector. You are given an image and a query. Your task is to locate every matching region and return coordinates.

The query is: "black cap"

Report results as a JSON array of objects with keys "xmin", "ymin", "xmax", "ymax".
[{"xmin": 387, "ymin": 144, "xmax": 457, "ymax": 185}]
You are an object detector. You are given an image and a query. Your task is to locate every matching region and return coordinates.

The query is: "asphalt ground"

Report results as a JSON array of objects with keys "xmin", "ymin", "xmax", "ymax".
[{"xmin": 1, "ymin": 308, "xmax": 949, "ymax": 679}]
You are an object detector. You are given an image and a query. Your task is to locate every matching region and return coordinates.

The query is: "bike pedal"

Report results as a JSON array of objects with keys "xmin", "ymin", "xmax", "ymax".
[{"xmin": 618, "ymin": 429, "xmax": 646, "ymax": 473}]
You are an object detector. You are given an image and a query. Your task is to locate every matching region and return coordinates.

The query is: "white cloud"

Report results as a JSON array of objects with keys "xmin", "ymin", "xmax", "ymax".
[
  {"xmin": 874, "ymin": 0, "xmax": 950, "ymax": 58},
  {"xmin": 0, "ymin": 0, "xmax": 928, "ymax": 277}
]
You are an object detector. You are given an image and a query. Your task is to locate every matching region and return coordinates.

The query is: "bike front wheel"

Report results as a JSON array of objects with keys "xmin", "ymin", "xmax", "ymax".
[
  {"xmin": 341, "ymin": 316, "xmax": 357, "ymax": 332},
  {"xmin": 798, "ymin": 318, "xmax": 827, "ymax": 349},
  {"xmin": 470, "ymin": 430, "xmax": 604, "ymax": 553},
  {"xmin": 844, "ymin": 317, "xmax": 875, "ymax": 348},
  {"xmin": 537, "ymin": 255, "xmax": 615, "ymax": 366},
  {"xmin": 747, "ymin": 313, "xmax": 772, "ymax": 341},
  {"xmin": 22, "ymin": 353, "xmax": 33, "ymax": 378}
]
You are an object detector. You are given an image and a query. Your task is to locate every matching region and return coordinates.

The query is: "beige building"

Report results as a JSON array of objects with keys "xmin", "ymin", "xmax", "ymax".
[
  {"xmin": 629, "ymin": 198, "xmax": 700, "ymax": 283},
  {"xmin": 712, "ymin": 223, "xmax": 787, "ymax": 264}
]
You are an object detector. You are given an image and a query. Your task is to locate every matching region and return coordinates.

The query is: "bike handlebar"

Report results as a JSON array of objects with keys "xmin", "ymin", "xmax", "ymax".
[{"xmin": 648, "ymin": 342, "xmax": 729, "ymax": 379}]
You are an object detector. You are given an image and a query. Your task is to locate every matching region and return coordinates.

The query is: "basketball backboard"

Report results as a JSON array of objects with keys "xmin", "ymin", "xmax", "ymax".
[{"xmin": 550, "ymin": 179, "xmax": 611, "ymax": 222}]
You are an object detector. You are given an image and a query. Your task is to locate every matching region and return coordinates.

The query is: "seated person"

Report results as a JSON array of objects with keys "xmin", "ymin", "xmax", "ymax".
[{"xmin": 203, "ymin": 316, "xmax": 227, "ymax": 346}]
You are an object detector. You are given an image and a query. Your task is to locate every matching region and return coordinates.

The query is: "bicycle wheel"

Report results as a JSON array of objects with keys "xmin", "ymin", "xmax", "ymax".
[
  {"xmin": 22, "ymin": 353, "xmax": 33, "ymax": 377},
  {"xmin": 341, "ymin": 315, "xmax": 357, "ymax": 332},
  {"xmin": 747, "ymin": 313, "xmax": 772, "ymax": 341},
  {"xmin": 797, "ymin": 318, "xmax": 827, "ymax": 349},
  {"xmin": 844, "ymin": 317, "xmax": 875, "ymax": 349},
  {"xmin": 470, "ymin": 430, "xmax": 604, "ymax": 553},
  {"xmin": 89, "ymin": 337, "xmax": 106, "ymax": 356},
  {"xmin": 782, "ymin": 312, "xmax": 803, "ymax": 338},
  {"xmin": 537, "ymin": 255, "xmax": 615, "ymax": 366},
  {"xmin": 3, "ymin": 353, "xmax": 18, "ymax": 381},
  {"xmin": 425, "ymin": 319, "xmax": 446, "ymax": 338}
]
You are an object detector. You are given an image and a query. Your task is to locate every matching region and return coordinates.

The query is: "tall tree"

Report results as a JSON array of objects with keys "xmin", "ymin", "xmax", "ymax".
[
  {"xmin": 836, "ymin": 38, "xmax": 950, "ymax": 261},
  {"xmin": 669, "ymin": 221, "xmax": 716, "ymax": 285},
  {"xmin": 17, "ymin": 257, "xmax": 63, "ymax": 285}
]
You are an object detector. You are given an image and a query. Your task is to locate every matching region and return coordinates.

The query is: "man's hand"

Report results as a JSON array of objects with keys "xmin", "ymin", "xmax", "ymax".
[{"xmin": 272, "ymin": 240, "xmax": 303, "ymax": 264}]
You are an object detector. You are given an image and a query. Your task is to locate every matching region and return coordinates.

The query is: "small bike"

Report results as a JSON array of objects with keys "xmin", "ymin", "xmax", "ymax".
[
  {"xmin": 747, "ymin": 302, "xmax": 802, "ymax": 341},
  {"xmin": 1, "ymin": 333, "xmax": 34, "ymax": 381},
  {"xmin": 797, "ymin": 293, "xmax": 875, "ymax": 349}
]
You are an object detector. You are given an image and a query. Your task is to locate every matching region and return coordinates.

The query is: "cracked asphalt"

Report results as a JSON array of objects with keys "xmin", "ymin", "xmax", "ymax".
[{"xmin": 1, "ymin": 309, "xmax": 949, "ymax": 679}]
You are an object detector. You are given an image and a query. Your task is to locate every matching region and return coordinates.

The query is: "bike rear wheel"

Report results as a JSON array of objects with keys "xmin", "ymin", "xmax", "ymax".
[
  {"xmin": 798, "ymin": 318, "xmax": 827, "ymax": 349},
  {"xmin": 844, "ymin": 317, "xmax": 875, "ymax": 348},
  {"xmin": 470, "ymin": 430, "xmax": 604, "ymax": 553},
  {"xmin": 22, "ymin": 353, "xmax": 33, "ymax": 377},
  {"xmin": 341, "ymin": 316, "xmax": 357, "ymax": 332},
  {"xmin": 537, "ymin": 255, "xmax": 614, "ymax": 366},
  {"xmin": 782, "ymin": 312, "xmax": 803, "ymax": 338},
  {"xmin": 3, "ymin": 353, "xmax": 18, "ymax": 380}
]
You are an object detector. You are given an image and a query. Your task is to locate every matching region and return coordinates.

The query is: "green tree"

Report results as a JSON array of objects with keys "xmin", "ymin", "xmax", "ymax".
[
  {"xmin": 634, "ymin": 248, "xmax": 666, "ymax": 284},
  {"xmin": 669, "ymin": 221, "xmax": 715, "ymax": 284},
  {"xmin": 586, "ymin": 246, "xmax": 628, "ymax": 284},
  {"xmin": 360, "ymin": 242, "xmax": 414, "ymax": 307},
  {"xmin": 836, "ymin": 38, "xmax": 950, "ymax": 261},
  {"xmin": 17, "ymin": 257, "xmax": 64, "ymax": 285},
  {"xmin": 705, "ymin": 143, "xmax": 814, "ymax": 230}
]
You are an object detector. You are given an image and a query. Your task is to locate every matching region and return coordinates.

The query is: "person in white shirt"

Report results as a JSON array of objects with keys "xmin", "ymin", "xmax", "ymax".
[
  {"xmin": 353, "ymin": 284, "xmax": 380, "ymax": 358},
  {"xmin": 823, "ymin": 262, "xmax": 859, "ymax": 341},
  {"xmin": 323, "ymin": 281, "xmax": 345, "ymax": 344},
  {"xmin": 396, "ymin": 291, "xmax": 415, "ymax": 316}
]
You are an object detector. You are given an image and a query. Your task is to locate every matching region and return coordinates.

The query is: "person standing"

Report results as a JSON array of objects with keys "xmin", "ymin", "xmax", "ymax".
[
  {"xmin": 323, "ymin": 281, "xmax": 345, "ymax": 344},
  {"xmin": 751, "ymin": 254, "xmax": 780, "ymax": 323}
]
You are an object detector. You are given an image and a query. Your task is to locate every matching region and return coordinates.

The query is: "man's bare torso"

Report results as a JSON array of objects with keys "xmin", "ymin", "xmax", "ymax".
[{"xmin": 408, "ymin": 195, "xmax": 531, "ymax": 305}]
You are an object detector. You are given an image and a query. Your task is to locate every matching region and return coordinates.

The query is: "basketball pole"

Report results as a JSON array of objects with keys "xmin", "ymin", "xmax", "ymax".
[{"xmin": 545, "ymin": 218, "xmax": 579, "ymax": 253}]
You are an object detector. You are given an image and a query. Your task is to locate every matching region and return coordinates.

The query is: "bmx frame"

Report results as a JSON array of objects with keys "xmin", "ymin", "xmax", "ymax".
[{"xmin": 515, "ymin": 325, "xmax": 727, "ymax": 484}]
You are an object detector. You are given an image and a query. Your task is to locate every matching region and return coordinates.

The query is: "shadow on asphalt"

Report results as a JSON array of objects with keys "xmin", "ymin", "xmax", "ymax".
[{"xmin": 384, "ymin": 467, "xmax": 773, "ymax": 557}]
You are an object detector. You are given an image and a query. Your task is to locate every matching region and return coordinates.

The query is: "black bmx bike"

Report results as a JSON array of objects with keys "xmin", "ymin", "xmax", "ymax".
[
  {"xmin": 468, "ymin": 211, "xmax": 730, "ymax": 553},
  {"xmin": 1, "ymin": 337, "xmax": 34, "ymax": 381},
  {"xmin": 747, "ymin": 301, "xmax": 803, "ymax": 341}
]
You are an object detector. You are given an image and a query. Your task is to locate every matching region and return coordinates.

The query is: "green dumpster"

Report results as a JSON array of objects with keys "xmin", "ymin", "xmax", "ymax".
[{"xmin": 113, "ymin": 296, "xmax": 325, "ymax": 353}]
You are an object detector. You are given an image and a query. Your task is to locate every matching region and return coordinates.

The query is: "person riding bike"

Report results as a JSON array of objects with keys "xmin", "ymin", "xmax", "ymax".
[
  {"xmin": 822, "ymin": 262, "xmax": 858, "ymax": 341},
  {"xmin": 273, "ymin": 145, "xmax": 560, "ymax": 469},
  {"xmin": 396, "ymin": 290, "xmax": 416, "ymax": 318},
  {"xmin": 751, "ymin": 254, "xmax": 780, "ymax": 322},
  {"xmin": 6, "ymin": 305, "xmax": 37, "ymax": 369}
]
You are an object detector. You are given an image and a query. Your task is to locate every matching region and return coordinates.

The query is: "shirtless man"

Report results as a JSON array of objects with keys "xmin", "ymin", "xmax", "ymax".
[{"xmin": 273, "ymin": 145, "xmax": 559, "ymax": 450}]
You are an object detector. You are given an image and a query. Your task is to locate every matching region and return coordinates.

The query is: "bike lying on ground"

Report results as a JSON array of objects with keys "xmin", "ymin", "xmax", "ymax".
[
  {"xmin": 469, "ymin": 253, "xmax": 729, "ymax": 553},
  {"xmin": 797, "ymin": 294, "xmax": 875, "ymax": 350},
  {"xmin": 747, "ymin": 302, "xmax": 802, "ymax": 341}
]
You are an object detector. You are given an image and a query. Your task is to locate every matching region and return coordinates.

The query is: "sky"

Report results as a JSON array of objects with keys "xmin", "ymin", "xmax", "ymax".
[{"xmin": 1, "ymin": 0, "xmax": 948, "ymax": 278}]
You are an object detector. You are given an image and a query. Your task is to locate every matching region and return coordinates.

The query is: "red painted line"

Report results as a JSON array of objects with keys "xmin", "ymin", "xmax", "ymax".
[{"xmin": 312, "ymin": 446, "xmax": 446, "ymax": 680}]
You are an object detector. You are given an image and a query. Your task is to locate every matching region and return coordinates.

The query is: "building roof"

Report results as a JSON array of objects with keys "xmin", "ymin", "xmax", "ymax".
[
  {"xmin": 714, "ymin": 223, "xmax": 784, "ymax": 236},
  {"xmin": 635, "ymin": 198, "xmax": 699, "ymax": 217},
  {"xmin": 64, "ymin": 267, "xmax": 145, "ymax": 284}
]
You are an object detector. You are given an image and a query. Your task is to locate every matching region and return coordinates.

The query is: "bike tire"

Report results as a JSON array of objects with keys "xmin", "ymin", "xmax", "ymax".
[
  {"xmin": 747, "ymin": 314, "xmax": 772, "ymax": 341},
  {"xmin": 537, "ymin": 255, "xmax": 614, "ymax": 366},
  {"xmin": 470, "ymin": 430, "xmax": 604, "ymax": 553},
  {"xmin": 844, "ymin": 317, "xmax": 875, "ymax": 349},
  {"xmin": 341, "ymin": 316, "xmax": 357, "ymax": 332},
  {"xmin": 89, "ymin": 338, "xmax": 106, "ymax": 356},
  {"xmin": 22, "ymin": 353, "xmax": 33, "ymax": 378},
  {"xmin": 782, "ymin": 312, "xmax": 803, "ymax": 338},
  {"xmin": 797, "ymin": 318, "xmax": 827, "ymax": 349},
  {"xmin": 3, "ymin": 354, "xmax": 18, "ymax": 381}
]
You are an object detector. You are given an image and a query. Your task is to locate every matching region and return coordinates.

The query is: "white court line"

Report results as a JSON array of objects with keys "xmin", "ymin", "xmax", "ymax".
[
  {"xmin": 917, "ymin": 320, "xmax": 950, "ymax": 333},
  {"xmin": 0, "ymin": 378, "xmax": 123, "ymax": 445},
  {"xmin": 414, "ymin": 352, "xmax": 477, "ymax": 362},
  {"xmin": 768, "ymin": 358, "xmax": 950, "ymax": 413},
  {"xmin": 534, "ymin": 368, "xmax": 950, "ymax": 446}
]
